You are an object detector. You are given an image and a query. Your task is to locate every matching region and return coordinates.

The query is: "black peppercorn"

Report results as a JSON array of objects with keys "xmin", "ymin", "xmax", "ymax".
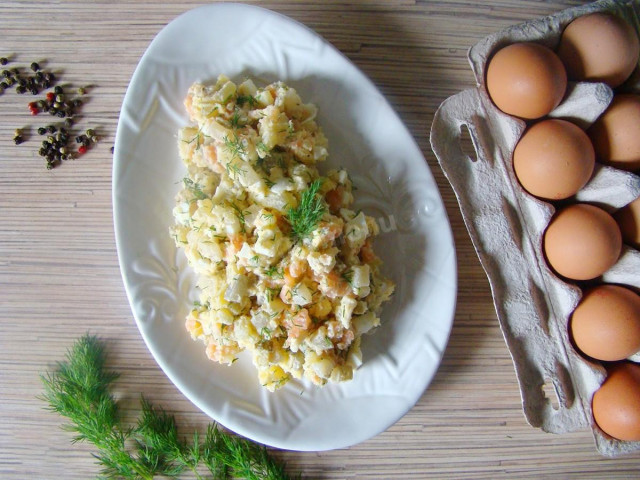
[
  {"xmin": 72, "ymin": 99, "xmax": 82, "ymax": 108},
  {"xmin": 30, "ymin": 87, "xmax": 38, "ymax": 95},
  {"xmin": 0, "ymin": 82, "xmax": 7, "ymax": 89},
  {"xmin": 15, "ymin": 85, "xmax": 26, "ymax": 94},
  {"xmin": 1, "ymin": 70, "xmax": 9, "ymax": 77},
  {"xmin": 54, "ymin": 85, "xmax": 63, "ymax": 94},
  {"xmin": 30, "ymin": 62, "xmax": 40, "ymax": 72},
  {"xmin": 0, "ymin": 57, "xmax": 8, "ymax": 65},
  {"xmin": 37, "ymin": 127, "xmax": 46, "ymax": 135},
  {"xmin": 13, "ymin": 135, "xmax": 24, "ymax": 145},
  {"xmin": 17, "ymin": 78, "xmax": 26, "ymax": 87},
  {"xmin": 64, "ymin": 118, "xmax": 73, "ymax": 128}
]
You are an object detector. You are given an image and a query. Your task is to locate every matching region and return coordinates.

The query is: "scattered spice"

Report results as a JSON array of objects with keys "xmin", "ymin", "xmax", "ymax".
[
  {"xmin": 1, "ymin": 55, "xmax": 104, "ymax": 168},
  {"xmin": 13, "ymin": 128, "xmax": 24, "ymax": 145}
]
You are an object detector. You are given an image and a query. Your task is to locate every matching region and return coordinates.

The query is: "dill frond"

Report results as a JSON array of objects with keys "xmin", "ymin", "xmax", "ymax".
[
  {"xmin": 40, "ymin": 334, "xmax": 297, "ymax": 480},
  {"xmin": 286, "ymin": 179, "xmax": 326, "ymax": 241}
]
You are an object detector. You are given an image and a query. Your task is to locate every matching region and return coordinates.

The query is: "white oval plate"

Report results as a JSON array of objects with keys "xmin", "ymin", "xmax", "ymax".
[{"xmin": 113, "ymin": 3, "xmax": 456, "ymax": 451}]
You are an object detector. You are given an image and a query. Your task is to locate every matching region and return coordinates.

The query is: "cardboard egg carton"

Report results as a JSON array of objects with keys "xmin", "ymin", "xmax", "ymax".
[{"xmin": 430, "ymin": 0, "xmax": 640, "ymax": 456}]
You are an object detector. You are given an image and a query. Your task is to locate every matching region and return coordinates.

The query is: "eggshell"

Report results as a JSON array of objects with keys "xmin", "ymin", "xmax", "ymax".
[
  {"xmin": 570, "ymin": 285, "xmax": 640, "ymax": 361},
  {"xmin": 614, "ymin": 197, "xmax": 640, "ymax": 249},
  {"xmin": 486, "ymin": 42, "xmax": 567, "ymax": 119},
  {"xmin": 543, "ymin": 203, "xmax": 622, "ymax": 281},
  {"xmin": 588, "ymin": 94, "xmax": 640, "ymax": 172},
  {"xmin": 513, "ymin": 119, "xmax": 595, "ymax": 200},
  {"xmin": 557, "ymin": 12, "xmax": 640, "ymax": 88},
  {"xmin": 592, "ymin": 362, "xmax": 640, "ymax": 442}
]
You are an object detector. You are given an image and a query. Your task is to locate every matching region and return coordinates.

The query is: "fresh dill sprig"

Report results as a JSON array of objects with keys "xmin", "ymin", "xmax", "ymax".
[
  {"xmin": 230, "ymin": 109, "xmax": 245, "ymax": 130},
  {"xmin": 40, "ymin": 334, "xmax": 297, "ymax": 480},
  {"xmin": 264, "ymin": 266, "xmax": 284, "ymax": 279},
  {"xmin": 229, "ymin": 202, "xmax": 249, "ymax": 233},
  {"xmin": 183, "ymin": 177, "xmax": 207, "ymax": 200},
  {"xmin": 236, "ymin": 94, "xmax": 258, "ymax": 108},
  {"xmin": 183, "ymin": 125, "xmax": 209, "ymax": 151},
  {"xmin": 286, "ymin": 179, "xmax": 326, "ymax": 241},
  {"xmin": 223, "ymin": 135, "xmax": 247, "ymax": 159}
]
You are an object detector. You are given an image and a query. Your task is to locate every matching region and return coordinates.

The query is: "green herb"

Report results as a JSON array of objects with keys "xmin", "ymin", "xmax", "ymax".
[
  {"xmin": 229, "ymin": 202, "xmax": 249, "ymax": 233},
  {"xmin": 183, "ymin": 177, "xmax": 207, "ymax": 200},
  {"xmin": 40, "ymin": 335, "xmax": 297, "ymax": 480},
  {"xmin": 341, "ymin": 268, "xmax": 354, "ymax": 286},
  {"xmin": 230, "ymin": 109, "xmax": 245, "ymax": 130},
  {"xmin": 256, "ymin": 141, "xmax": 269, "ymax": 156},
  {"xmin": 260, "ymin": 327, "xmax": 272, "ymax": 340},
  {"xmin": 223, "ymin": 135, "xmax": 247, "ymax": 159},
  {"xmin": 263, "ymin": 177, "xmax": 275, "ymax": 188},
  {"xmin": 183, "ymin": 125, "xmax": 208, "ymax": 151},
  {"xmin": 264, "ymin": 266, "xmax": 283, "ymax": 279},
  {"xmin": 265, "ymin": 287, "xmax": 280, "ymax": 302},
  {"xmin": 236, "ymin": 94, "xmax": 258, "ymax": 108},
  {"xmin": 225, "ymin": 161, "xmax": 246, "ymax": 180},
  {"xmin": 286, "ymin": 179, "xmax": 326, "ymax": 241}
]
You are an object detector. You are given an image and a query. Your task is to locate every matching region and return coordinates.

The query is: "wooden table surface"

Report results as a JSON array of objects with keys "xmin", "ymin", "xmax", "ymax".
[{"xmin": 2, "ymin": 0, "xmax": 639, "ymax": 478}]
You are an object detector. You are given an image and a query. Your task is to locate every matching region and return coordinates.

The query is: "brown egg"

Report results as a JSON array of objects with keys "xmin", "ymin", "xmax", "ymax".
[
  {"xmin": 486, "ymin": 42, "xmax": 567, "ymax": 119},
  {"xmin": 588, "ymin": 94, "xmax": 640, "ymax": 172},
  {"xmin": 570, "ymin": 285, "xmax": 640, "ymax": 361},
  {"xmin": 614, "ymin": 197, "xmax": 640, "ymax": 249},
  {"xmin": 543, "ymin": 203, "xmax": 622, "ymax": 280},
  {"xmin": 557, "ymin": 13, "xmax": 639, "ymax": 88},
  {"xmin": 592, "ymin": 362, "xmax": 640, "ymax": 441},
  {"xmin": 513, "ymin": 119, "xmax": 595, "ymax": 200}
]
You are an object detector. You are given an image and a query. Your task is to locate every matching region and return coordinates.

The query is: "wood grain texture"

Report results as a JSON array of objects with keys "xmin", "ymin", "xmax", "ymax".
[{"xmin": 1, "ymin": 0, "xmax": 639, "ymax": 478}]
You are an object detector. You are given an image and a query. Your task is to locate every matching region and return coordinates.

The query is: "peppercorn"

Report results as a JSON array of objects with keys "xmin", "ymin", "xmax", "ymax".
[
  {"xmin": 0, "ymin": 57, "xmax": 8, "ymax": 65},
  {"xmin": 75, "ymin": 135, "xmax": 84, "ymax": 144},
  {"xmin": 35, "ymin": 71, "xmax": 44, "ymax": 81},
  {"xmin": 1, "ymin": 70, "xmax": 9, "ymax": 78},
  {"xmin": 37, "ymin": 127, "xmax": 46, "ymax": 135},
  {"xmin": 38, "ymin": 147, "xmax": 47, "ymax": 156},
  {"xmin": 13, "ymin": 135, "xmax": 23, "ymax": 145},
  {"xmin": 0, "ymin": 82, "xmax": 8, "ymax": 89},
  {"xmin": 15, "ymin": 85, "xmax": 26, "ymax": 94},
  {"xmin": 72, "ymin": 99, "xmax": 82, "ymax": 108},
  {"xmin": 54, "ymin": 85, "xmax": 63, "ymax": 94},
  {"xmin": 85, "ymin": 129, "xmax": 95, "ymax": 137},
  {"xmin": 30, "ymin": 62, "xmax": 40, "ymax": 72},
  {"xmin": 56, "ymin": 110, "xmax": 66, "ymax": 118},
  {"xmin": 64, "ymin": 118, "xmax": 73, "ymax": 128},
  {"xmin": 17, "ymin": 78, "xmax": 26, "ymax": 87}
]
